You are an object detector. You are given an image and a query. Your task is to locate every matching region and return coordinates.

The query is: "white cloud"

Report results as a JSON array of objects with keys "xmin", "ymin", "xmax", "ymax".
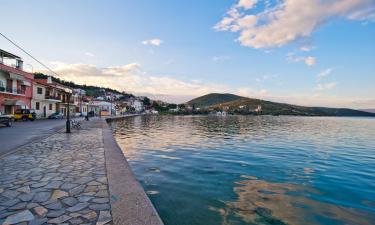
[
  {"xmin": 237, "ymin": 0, "xmax": 258, "ymax": 10},
  {"xmin": 142, "ymin": 39, "xmax": 163, "ymax": 46},
  {"xmin": 84, "ymin": 52, "xmax": 95, "ymax": 57},
  {"xmin": 304, "ymin": 57, "xmax": 316, "ymax": 66},
  {"xmin": 286, "ymin": 53, "xmax": 316, "ymax": 66},
  {"xmin": 214, "ymin": 0, "xmax": 374, "ymax": 49},
  {"xmin": 316, "ymin": 82, "xmax": 337, "ymax": 90},
  {"xmin": 317, "ymin": 68, "xmax": 332, "ymax": 80}
]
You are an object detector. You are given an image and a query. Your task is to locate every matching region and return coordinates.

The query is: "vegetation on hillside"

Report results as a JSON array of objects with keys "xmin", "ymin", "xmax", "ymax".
[{"xmin": 186, "ymin": 93, "xmax": 375, "ymax": 117}]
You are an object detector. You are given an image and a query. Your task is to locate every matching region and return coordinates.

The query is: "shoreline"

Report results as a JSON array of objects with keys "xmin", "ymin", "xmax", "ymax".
[{"xmin": 103, "ymin": 115, "xmax": 164, "ymax": 225}]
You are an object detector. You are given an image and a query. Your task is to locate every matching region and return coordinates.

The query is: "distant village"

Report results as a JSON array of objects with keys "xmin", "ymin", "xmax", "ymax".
[{"xmin": 0, "ymin": 49, "xmax": 193, "ymax": 119}]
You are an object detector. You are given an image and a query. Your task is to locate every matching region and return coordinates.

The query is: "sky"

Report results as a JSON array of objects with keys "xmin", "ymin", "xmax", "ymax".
[{"xmin": 0, "ymin": 0, "xmax": 374, "ymax": 108}]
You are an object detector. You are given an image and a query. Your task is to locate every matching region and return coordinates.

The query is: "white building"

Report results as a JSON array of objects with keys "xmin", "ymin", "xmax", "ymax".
[{"xmin": 31, "ymin": 82, "xmax": 60, "ymax": 118}]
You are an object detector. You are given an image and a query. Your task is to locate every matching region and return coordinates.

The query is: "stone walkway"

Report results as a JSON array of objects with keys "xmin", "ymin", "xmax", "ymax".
[{"xmin": 0, "ymin": 119, "xmax": 112, "ymax": 225}]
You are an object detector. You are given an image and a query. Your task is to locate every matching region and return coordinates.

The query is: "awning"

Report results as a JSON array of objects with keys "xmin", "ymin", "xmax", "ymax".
[
  {"xmin": 3, "ymin": 99, "xmax": 26, "ymax": 106},
  {"xmin": 22, "ymin": 80, "xmax": 31, "ymax": 86},
  {"xmin": 9, "ymin": 73, "xmax": 24, "ymax": 81}
]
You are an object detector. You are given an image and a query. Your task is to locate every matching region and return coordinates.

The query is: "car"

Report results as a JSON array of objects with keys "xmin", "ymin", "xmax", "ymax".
[
  {"xmin": 14, "ymin": 109, "xmax": 36, "ymax": 121},
  {"xmin": 0, "ymin": 112, "xmax": 14, "ymax": 127},
  {"xmin": 48, "ymin": 112, "xmax": 64, "ymax": 119}
]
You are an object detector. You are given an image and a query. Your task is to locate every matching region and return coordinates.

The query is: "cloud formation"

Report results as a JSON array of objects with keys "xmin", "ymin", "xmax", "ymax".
[
  {"xmin": 214, "ymin": 0, "xmax": 374, "ymax": 49},
  {"xmin": 317, "ymin": 68, "xmax": 333, "ymax": 80},
  {"xmin": 286, "ymin": 52, "xmax": 316, "ymax": 66},
  {"xmin": 316, "ymin": 82, "xmax": 337, "ymax": 90},
  {"xmin": 142, "ymin": 39, "xmax": 163, "ymax": 46}
]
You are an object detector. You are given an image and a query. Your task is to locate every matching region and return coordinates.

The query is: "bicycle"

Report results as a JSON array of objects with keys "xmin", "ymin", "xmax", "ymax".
[{"xmin": 70, "ymin": 119, "xmax": 81, "ymax": 129}]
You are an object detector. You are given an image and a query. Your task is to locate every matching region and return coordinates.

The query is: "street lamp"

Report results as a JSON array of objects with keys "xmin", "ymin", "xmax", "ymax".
[{"xmin": 64, "ymin": 88, "xmax": 73, "ymax": 133}]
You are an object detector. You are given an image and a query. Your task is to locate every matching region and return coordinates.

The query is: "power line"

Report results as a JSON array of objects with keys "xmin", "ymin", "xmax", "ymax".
[{"xmin": 0, "ymin": 32, "xmax": 61, "ymax": 77}]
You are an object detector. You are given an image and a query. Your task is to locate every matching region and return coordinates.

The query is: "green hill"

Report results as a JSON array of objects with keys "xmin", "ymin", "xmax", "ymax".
[
  {"xmin": 186, "ymin": 93, "xmax": 375, "ymax": 117},
  {"xmin": 187, "ymin": 93, "xmax": 243, "ymax": 108}
]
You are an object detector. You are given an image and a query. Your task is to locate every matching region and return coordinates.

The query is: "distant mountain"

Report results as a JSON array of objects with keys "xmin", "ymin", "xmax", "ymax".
[
  {"xmin": 187, "ymin": 93, "xmax": 243, "ymax": 108},
  {"xmin": 186, "ymin": 93, "xmax": 375, "ymax": 117},
  {"xmin": 360, "ymin": 109, "xmax": 375, "ymax": 113}
]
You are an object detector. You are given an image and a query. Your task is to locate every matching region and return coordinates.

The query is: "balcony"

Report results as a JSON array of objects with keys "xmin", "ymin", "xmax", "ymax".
[
  {"xmin": 45, "ymin": 95, "xmax": 62, "ymax": 101},
  {"xmin": 0, "ymin": 86, "xmax": 25, "ymax": 95}
]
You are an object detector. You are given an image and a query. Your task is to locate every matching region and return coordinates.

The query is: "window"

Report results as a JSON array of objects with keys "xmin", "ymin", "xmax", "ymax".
[
  {"xmin": 49, "ymin": 104, "xmax": 53, "ymax": 110},
  {"xmin": 36, "ymin": 102, "xmax": 40, "ymax": 110},
  {"xmin": 37, "ymin": 87, "xmax": 43, "ymax": 94}
]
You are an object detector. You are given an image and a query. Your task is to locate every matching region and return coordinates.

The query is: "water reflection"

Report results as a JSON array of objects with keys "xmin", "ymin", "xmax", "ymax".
[
  {"xmin": 109, "ymin": 115, "xmax": 375, "ymax": 225},
  {"xmin": 214, "ymin": 176, "xmax": 374, "ymax": 225}
]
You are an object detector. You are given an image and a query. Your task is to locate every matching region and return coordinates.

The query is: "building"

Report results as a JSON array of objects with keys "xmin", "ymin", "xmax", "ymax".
[
  {"xmin": 31, "ymin": 81, "xmax": 60, "ymax": 118},
  {"xmin": 0, "ymin": 49, "xmax": 33, "ymax": 114},
  {"xmin": 34, "ymin": 77, "xmax": 74, "ymax": 117},
  {"xmin": 90, "ymin": 101, "xmax": 115, "ymax": 116}
]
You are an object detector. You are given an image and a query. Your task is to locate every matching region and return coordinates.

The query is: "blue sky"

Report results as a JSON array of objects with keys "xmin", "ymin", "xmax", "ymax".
[{"xmin": 1, "ymin": 0, "xmax": 374, "ymax": 108}]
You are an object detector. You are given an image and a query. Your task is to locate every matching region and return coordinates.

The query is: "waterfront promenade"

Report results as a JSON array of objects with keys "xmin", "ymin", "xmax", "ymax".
[{"xmin": 0, "ymin": 117, "xmax": 163, "ymax": 225}]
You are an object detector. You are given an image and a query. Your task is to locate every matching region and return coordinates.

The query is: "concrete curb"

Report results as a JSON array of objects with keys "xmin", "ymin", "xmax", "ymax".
[{"xmin": 102, "ymin": 118, "xmax": 164, "ymax": 225}]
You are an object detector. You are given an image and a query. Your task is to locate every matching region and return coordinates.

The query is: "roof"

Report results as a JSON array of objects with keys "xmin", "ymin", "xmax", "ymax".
[{"xmin": 0, "ymin": 49, "xmax": 21, "ymax": 59}]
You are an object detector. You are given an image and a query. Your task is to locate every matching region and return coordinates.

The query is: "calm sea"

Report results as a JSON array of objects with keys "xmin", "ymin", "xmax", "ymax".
[{"xmin": 109, "ymin": 115, "xmax": 375, "ymax": 225}]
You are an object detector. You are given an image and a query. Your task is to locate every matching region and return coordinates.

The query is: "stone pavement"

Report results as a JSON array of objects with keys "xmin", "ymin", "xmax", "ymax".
[{"xmin": 0, "ymin": 119, "xmax": 112, "ymax": 225}]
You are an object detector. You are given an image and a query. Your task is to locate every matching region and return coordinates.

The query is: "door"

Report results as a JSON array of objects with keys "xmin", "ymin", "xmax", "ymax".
[{"xmin": 43, "ymin": 105, "xmax": 46, "ymax": 118}]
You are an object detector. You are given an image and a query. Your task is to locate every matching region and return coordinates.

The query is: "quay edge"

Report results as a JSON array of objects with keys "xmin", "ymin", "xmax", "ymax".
[{"xmin": 103, "ymin": 115, "xmax": 164, "ymax": 225}]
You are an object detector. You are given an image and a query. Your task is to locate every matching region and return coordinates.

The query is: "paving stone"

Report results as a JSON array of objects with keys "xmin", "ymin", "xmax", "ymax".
[
  {"xmin": 0, "ymin": 188, "xmax": 4, "ymax": 193},
  {"xmin": 69, "ymin": 185, "xmax": 85, "ymax": 196},
  {"xmin": 33, "ymin": 206, "xmax": 48, "ymax": 217},
  {"xmin": 87, "ymin": 181, "xmax": 101, "ymax": 186},
  {"xmin": 92, "ymin": 198, "xmax": 109, "ymax": 204},
  {"xmin": 48, "ymin": 215, "xmax": 71, "ymax": 224},
  {"xmin": 69, "ymin": 217, "xmax": 84, "ymax": 224},
  {"xmin": 95, "ymin": 190, "xmax": 108, "ymax": 198},
  {"xmin": 96, "ymin": 210, "xmax": 112, "ymax": 225},
  {"xmin": 3, "ymin": 210, "xmax": 34, "ymax": 224},
  {"xmin": 16, "ymin": 186, "xmax": 30, "ymax": 193},
  {"xmin": 1, "ymin": 190, "xmax": 19, "ymax": 199},
  {"xmin": 78, "ymin": 196, "xmax": 94, "ymax": 202},
  {"xmin": 31, "ymin": 176, "xmax": 42, "ymax": 181},
  {"xmin": 9, "ymin": 202, "xmax": 27, "ymax": 210},
  {"xmin": 84, "ymin": 185, "xmax": 98, "ymax": 192},
  {"xmin": 69, "ymin": 212, "xmax": 81, "ymax": 218},
  {"xmin": 67, "ymin": 202, "xmax": 89, "ymax": 212},
  {"xmin": 89, "ymin": 204, "xmax": 110, "ymax": 211},
  {"xmin": 26, "ymin": 203, "xmax": 40, "ymax": 209},
  {"xmin": 31, "ymin": 182, "xmax": 48, "ymax": 188},
  {"xmin": 61, "ymin": 197, "xmax": 78, "ymax": 206},
  {"xmin": 29, "ymin": 218, "xmax": 48, "ymax": 225},
  {"xmin": 44, "ymin": 181, "xmax": 63, "ymax": 189},
  {"xmin": 60, "ymin": 183, "xmax": 78, "ymax": 191},
  {"xmin": 0, "ymin": 199, "xmax": 20, "ymax": 207},
  {"xmin": 18, "ymin": 192, "xmax": 35, "ymax": 202},
  {"xmin": 45, "ymin": 201, "xmax": 63, "ymax": 210},
  {"xmin": 96, "ymin": 177, "xmax": 107, "ymax": 184},
  {"xmin": 46, "ymin": 209, "xmax": 65, "ymax": 218},
  {"xmin": 75, "ymin": 177, "xmax": 94, "ymax": 185},
  {"xmin": 50, "ymin": 190, "xmax": 68, "ymax": 200},
  {"xmin": 0, "ymin": 211, "xmax": 16, "ymax": 220},
  {"xmin": 33, "ymin": 192, "xmax": 51, "ymax": 203},
  {"xmin": 82, "ymin": 211, "xmax": 97, "ymax": 220}
]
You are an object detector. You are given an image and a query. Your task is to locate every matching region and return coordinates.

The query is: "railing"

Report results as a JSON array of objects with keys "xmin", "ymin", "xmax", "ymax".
[
  {"xmin": 0, "ymin": 86, "xmax": 25, "ymax": 95},
  {"xmin": 45, "ymin": 95, "xmax": 62, "ymax": 101}
]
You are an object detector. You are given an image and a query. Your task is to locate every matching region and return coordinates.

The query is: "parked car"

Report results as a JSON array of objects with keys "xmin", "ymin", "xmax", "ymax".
[
  {"xmin": 0, "ymin": 112, "xmax": 14, "ymax": 127},
  {"xmin": 48, "ymin": 112, "xmax": 64, "ymax": 119},
  {"xmin": 14, "ymin": 109, "xmax": 36, "ymax": 121}
]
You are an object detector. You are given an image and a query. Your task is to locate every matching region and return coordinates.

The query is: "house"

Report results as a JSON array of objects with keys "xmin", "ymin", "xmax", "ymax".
[
  {"xmin": 31, "ymin": 81, "xmax": 60, "ymax": 118},
  {"xmin": 0, "ymin": 49, "xmax": 33, "ymax": 114},
  {"xmin": 34, "ymin": 77, "xmax": 74, "ymax": 117},
  {"xmin": 90, "ymin": 101, "xmax": 115, "ymax": 116}
]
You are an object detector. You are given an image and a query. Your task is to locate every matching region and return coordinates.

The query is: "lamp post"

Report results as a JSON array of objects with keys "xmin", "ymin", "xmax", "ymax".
[{"xmin": 65, "ymin": 88, "xmax": 72, "ymax": 133}]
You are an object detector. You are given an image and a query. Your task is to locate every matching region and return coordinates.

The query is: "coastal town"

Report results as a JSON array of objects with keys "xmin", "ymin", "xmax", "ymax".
[{"xmin": 0, "ymin": 49, "xmax": 162, "ymax": 126}]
